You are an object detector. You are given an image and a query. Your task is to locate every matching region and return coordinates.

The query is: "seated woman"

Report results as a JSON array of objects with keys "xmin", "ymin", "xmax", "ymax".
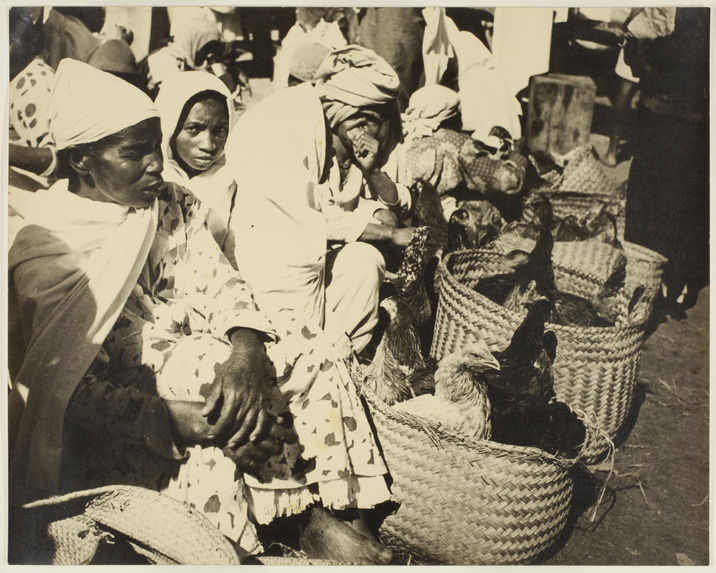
[
  {"xmin": 8, "ymin": 59, "xmax": 393, "ymax": 564},
  {"xmin": 225, "ymin": 46, "xmax": 413, "ymax": 354},
  {"xmin": 155, "ymin": 71, "xmax": 237, "ymax": 264}
]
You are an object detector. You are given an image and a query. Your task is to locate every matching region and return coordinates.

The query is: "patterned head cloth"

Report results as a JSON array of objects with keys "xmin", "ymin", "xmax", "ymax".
[
  {"xmin": 315, "ymin": 45, "xmax": 400, "ymax": 128},
  {"xmin": 48, "ymin": 58, "xmax": 158, "ymax": 150}
]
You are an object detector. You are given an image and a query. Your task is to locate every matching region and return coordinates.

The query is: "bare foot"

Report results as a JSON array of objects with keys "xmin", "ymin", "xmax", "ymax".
[{"xmin": 299, "ymin": 508, "xmax": 393, "ymax": 565}]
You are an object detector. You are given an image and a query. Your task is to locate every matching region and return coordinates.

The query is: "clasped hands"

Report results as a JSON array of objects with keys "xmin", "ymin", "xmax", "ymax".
[{"xmin": 165, "ymin": 328, "xmax": 294, "ymax": 475}]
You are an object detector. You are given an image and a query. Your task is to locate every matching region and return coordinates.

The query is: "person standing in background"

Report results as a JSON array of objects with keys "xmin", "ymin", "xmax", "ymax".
[
  {"xmin": 623, "ymin": 7, "xmax": 709, "ymax": 318},
  {"xmin": 357, "ymin": 8, "xmax": 425, "ymax": 111}
]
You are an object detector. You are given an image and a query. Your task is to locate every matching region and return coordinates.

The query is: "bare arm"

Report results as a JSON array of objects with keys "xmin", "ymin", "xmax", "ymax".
[{"xmin": 8, "ymin": 143, "xmax": 54, "ymax": 175}]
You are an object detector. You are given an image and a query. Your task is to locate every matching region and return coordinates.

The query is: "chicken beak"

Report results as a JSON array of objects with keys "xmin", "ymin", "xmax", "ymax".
[{"xmin": 486, "ymin": 354, "xmax": 501, "ymax": 371}]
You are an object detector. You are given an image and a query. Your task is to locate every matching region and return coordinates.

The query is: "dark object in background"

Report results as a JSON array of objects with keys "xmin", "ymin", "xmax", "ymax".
[
  {"xmin": 357, "ymin": 8, "xmax": 425, "ymax": 111},
  {"xmin": 52, "ymin": 7, "xmax": 106, "ymax": 33},
  {"xmin": 9, "ymin": 7, "xmax": 45, "ymax": 80},
  {"xmin": 624, "ymin": 8, "xmax": 709, "ymax": 316},
  {"xmin": 526, "ymin": 74, "xmax": 596, "ymax": 161},
  {"xmin": 43, "ymin": 7, "xmax": 104, "ymax": 69}
]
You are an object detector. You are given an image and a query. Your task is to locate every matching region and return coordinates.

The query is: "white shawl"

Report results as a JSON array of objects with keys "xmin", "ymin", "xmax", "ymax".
[{"xmin": 8, "ymin": 181, "xmax": 157, "ymax": 502}]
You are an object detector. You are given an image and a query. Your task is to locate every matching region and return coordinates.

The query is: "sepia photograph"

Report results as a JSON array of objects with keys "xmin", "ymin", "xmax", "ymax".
[{"xmin": 3, "ymin": 3, "xmax": 710, "ymax": 567}]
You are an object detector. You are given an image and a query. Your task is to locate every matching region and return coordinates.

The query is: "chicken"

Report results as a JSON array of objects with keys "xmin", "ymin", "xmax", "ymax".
[
  {"xmin": 393, "ymin": 340, "xmax": 500, "ymax": 440},
  {"xmin": 555, "ymin": 215, "xmax": 591, "ymax": 242},
  {"xmin": 554, "ymin": 204, "xmax": 620, "ymax": 246},
  {"xmin": 499, "ymin": 225, "xmax": 618, "ymax": 327},
  {"xmin": 483, "ymin": 299, "xmax": 586, "ymax": 457},
  {"xmin": 412, "ymin": 180, "xmax": 448, "ymax": 246},
  {"xmin": 362, "ymin": 297, "xmax": 435, "ymax": 405},
  {"xmin": 446, "ymin": 208, "xmax": 474, "ymax": 253},
  {"xmin": 389, "ymin": 182, "xmax": 450, "ymax": 347},
  {"xmin": 445, "ymin": 200, "xmax": 503, "ymax": 253}
]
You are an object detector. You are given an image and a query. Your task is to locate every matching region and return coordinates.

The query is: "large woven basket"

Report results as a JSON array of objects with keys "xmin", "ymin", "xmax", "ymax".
[
  {"xmin": 532, "ymin": 189, "xmax": 626, "ymax": 240},
  {"xmin": 550, "ymin": 240, "xmax": 666, "ymax": 324},
  {"xmin": 432, "ymin": 249, "xmax": 649, "ymax": 464},
  {"xmin": 361, "ymin": 388, "xmax": 577, "ymax": 564},
  {"xmin": 12, "ymin": 485, "xmax": 240, "ymax": 565}
]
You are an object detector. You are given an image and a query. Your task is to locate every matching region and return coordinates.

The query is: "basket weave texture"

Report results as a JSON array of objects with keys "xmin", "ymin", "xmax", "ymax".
[
  {"xmin": 431, "ymin": 249, "xmax": 651, "ymax": 463},
  {"xmin": 18, "ymin": 485, "xmax": 240, "ymax": 565},
  {"xmin": 623, "ymin": 241, "xmax": 667, "ymax": 320},
  {"xmin": 362, "ymin": 388, "xmax": 576, "ymax": 564}
]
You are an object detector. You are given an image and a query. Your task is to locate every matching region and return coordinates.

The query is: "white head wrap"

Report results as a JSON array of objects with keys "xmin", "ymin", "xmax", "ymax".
[
  {"xmin": 402, "ymin": 85, "xmax": 460, "ymax": 141},
  {"xmin": 315, "ymin": 45, "xmax": 400, "ymax": 128},
  {"xmin": 48, "ymin": 58, "xmax": 158, "ymax": 150},
  {"xmin": 155, "ymin": 71, "xmax": 234, "ymax": 171}
]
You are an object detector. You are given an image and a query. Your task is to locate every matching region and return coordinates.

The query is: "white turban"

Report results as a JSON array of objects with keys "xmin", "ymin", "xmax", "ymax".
[
  {"xmin": 402, "ymin": 85, "xmax": 460, "ymax": 141},
  {"xmin": 48, "ymin": 58, "xmax": 158, "ymax": 150},
  {"xmin": 315, "ymin": 45, "xmax": 400, "ymax": 128}
]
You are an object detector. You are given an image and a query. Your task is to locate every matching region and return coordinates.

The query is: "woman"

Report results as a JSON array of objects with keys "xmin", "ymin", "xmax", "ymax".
[
  {"xmin": 146, "ymin": 16, "xmax": 221, "ymax": 96},
  {"xmin": 8, "ymin": 59, "xmax": 393, "ymax": 564},
  {"xmin": 155, "ymin": 71, "xmax": 236, "ymax": 263},
  {"xmin": 225, "ymin": 45, "xmax": 413, "ymax": 354}
]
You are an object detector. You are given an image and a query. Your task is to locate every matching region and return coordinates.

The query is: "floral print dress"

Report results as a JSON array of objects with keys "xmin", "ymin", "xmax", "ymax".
[{"xmin": 64, "ymin": 185, "xmax": 391, "ymax": 554}]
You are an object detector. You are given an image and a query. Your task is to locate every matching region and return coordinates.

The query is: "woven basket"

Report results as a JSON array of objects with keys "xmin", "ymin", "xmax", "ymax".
[
  {"xmin": 623, "ymin": 241, "xmax": 667, "ymax": 322},
  {"xmin": 14, "ymin": 485, "xmax": 240, "ymax": 565},
  {"xmin": 551, "ymin": 240, "xmax": 666, "ymax": 324},
  {"xmin": 533, "ymin": 189, "xmax": 626, "ymax": 240},
  {"xmin": 362, "ymin": 388, "xmax": 576, "ymax": 565},
  {"xmin": 431, "ymin": 250, "xmax": 649, "ymax": 464},
  {"xmin": 558, "ymin": 146, "xmax": 617, "ymax": 197},
  {"xmin": 552, "ymin": 240, "xmax": 626, "ymax": 298}
]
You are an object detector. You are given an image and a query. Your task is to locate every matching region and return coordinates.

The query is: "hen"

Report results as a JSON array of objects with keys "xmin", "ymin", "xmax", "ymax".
[
  {"xmin": 445, "ymin": 200, "xmax": 504, "ymax": 253},
  {"xmin": 484, "ymin": 299, "xmax": 586, "ymax": 457},
  {"xmin": 393, "ymin": 340, "xmax": 500, "ymax": 440},
  {"xmin": 497, "ymin": 225, "xmax": 617, "ymax": 327},
  {"xmin": 362, "ymin": 297, "xmax": 435, "ymax": 405}
]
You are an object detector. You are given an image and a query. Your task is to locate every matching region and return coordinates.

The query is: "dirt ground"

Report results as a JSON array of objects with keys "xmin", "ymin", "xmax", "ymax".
[
  {"xmin": 543, "ymin": 286, "xmax": 710, "ymax": 565},
  {"xmin": 541, "ymin": 135, "xmax": 710, "ymax": 566}
]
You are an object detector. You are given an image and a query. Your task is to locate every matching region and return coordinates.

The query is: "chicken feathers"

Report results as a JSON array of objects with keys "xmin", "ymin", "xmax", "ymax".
[{"xmin": 393, "ymin": 340, "xmax": 500, "ymax": 440}]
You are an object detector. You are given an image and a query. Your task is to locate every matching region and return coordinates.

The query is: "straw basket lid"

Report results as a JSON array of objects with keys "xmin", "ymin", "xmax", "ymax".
[{"xmin": 15, "ymin": 485, "xmax": 240, "ymax": 565}]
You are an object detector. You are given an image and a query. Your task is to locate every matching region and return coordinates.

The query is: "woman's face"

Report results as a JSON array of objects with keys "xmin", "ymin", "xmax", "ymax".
[
  {"xmin": 80, "ymin": 117, "xmax": 165, "ymax": 209},
  {"xmin": 173, "ymin": 97, "xmax": 229, "ymax": 175}
]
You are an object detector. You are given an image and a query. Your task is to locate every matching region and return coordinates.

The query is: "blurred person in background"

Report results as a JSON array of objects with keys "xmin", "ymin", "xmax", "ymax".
[
  {"xmin": 146, "ymin": 16, "xmax": 221, "ymax": 96},
  {"xmin": 622, "ymin": 7, "xmax": 709, "ymax": 318},
  {"xmin": 43, "ymin": 6, "xmax": 105, "ymax": 69}
]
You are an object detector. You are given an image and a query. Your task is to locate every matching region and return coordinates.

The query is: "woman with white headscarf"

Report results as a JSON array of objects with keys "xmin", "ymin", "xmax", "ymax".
[
  {"xmin": 146, "ymin": 16, "xmax": 221, "ymax": 96},
  {"xmin": 155, "ymin": 71, "xmax": 237, "ymax": 263},
  {"xmin": 8, "ymin": 59, "xmax": 394, "ymax": 564},
  {"xmin": 226, "ymin": 45, "xmax": 412, "ymax": 353}
]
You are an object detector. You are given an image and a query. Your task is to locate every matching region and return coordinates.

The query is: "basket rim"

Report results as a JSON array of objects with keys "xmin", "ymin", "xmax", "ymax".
[
  {"xmin": 440, "ymin": 250, "xmax": 649, "ymax": 335},
  {"xmin": 360, "ymin": 382, "xmax": 588, "ymax": 470}
]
